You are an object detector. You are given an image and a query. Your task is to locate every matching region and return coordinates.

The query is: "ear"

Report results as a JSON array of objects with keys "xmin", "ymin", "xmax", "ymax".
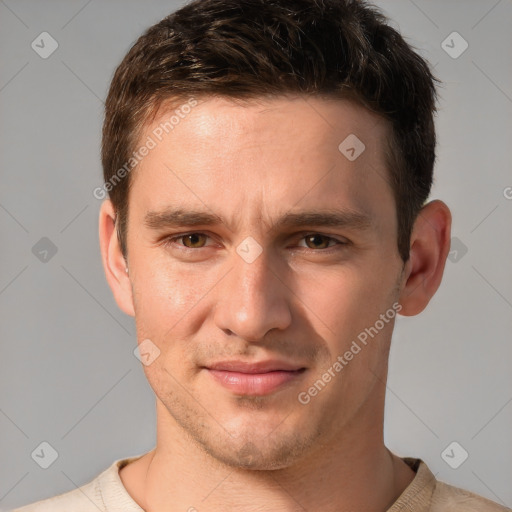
[
  {"xmin": 98, "ymin": 199, "xmax": 135, "ymax": 317},
  {"xmin": 398, "ymin": 199, "xmax": 452, "ymax": 316}
]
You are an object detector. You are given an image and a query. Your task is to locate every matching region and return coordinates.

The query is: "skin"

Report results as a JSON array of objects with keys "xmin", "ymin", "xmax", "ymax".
[{"xmin": 99, "ymin": 94, "xmax": 452, "ymax": 511}]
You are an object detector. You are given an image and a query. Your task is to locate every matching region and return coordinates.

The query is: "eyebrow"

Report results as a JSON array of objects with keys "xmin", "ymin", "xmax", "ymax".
[{"xmin": 144, "ymin": 207, "xmax": 374, "ymax": 232}]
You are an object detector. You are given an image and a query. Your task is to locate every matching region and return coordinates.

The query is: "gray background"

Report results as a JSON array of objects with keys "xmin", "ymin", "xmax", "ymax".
[{"xmin": 1, "ymin": 0, "xmax": 511, "ymax": 510}]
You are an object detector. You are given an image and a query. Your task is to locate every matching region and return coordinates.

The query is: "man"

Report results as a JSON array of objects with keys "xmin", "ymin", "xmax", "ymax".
[{"xmin": 14, "ymin": 0, "xmax": 510, "ymax": 510}]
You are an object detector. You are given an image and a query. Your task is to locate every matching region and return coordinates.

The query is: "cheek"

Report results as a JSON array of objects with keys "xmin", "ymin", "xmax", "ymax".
[
  {"xmin": 130, "ymin": 257, "xmax": 227, "ymax": 377},
  {"xmin": 132, "ymin": 255, "xmax": 210, "ymax": 322},
  {"xmin": 132, "ymin": 267, "xmax": 204, "ymax": 393},
  {"xmin": 300, "ymin": 265, "xmax": 379, "ymax": 324},
  {"xmin": 300, "ymin": 262, "xmax": 398, "ymax": 356}
]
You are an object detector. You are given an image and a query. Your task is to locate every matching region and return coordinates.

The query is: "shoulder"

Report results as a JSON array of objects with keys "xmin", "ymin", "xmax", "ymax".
[
  {"xmin": 10, "ymin": 475, "xmax": 103, "ymax": 512},
  {"xmin": 11, "ymin": 455, "xmax": 146, "ymax": 512},
  {"xmin": 390, "ymin": 457, "xmax": 511, "ymax": 512},
  {"xmin": 431, "ymin": 479, "xmax": 511, "ymax": 512}
]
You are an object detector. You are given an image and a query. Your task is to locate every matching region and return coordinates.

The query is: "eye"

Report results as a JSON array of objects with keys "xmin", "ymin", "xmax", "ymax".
[
  {"xmin": 297, "ymin": 233, "xmax": 346, "ymax": 250},
  {"xmin": 162, "ymin": 232, "xmax": 348, "ymax": 252},
  {"xmin": 165, "ymin": 232, "xmax": 212, "ymax": 249}
]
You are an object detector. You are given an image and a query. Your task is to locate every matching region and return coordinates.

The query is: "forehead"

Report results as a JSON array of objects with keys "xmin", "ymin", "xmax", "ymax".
[
  {"xmin": 143, "ymin": 94, "xmax": 389, "ymax": 161},
  {"xmin": 129, "ymin": 94, "xmax": 395, "ymax": 235}
]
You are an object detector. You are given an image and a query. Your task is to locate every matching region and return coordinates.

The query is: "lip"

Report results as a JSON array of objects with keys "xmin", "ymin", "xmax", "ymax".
[
  {"xmin": 206, "ymin": 359, "xmax": 305, "ymax": 373},
  {"xmin": 204, "ymin": 360, "xmax": 307, "ymax": 396}
]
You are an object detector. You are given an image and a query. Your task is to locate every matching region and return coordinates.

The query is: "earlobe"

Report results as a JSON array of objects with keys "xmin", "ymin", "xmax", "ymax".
[
  {"xmin": 98, "ymin": 199, "xmax": 135, "ymax": 317},
  {"xmin": 398, "ymin": 200, "xmax": 452, "ymax": 316}
]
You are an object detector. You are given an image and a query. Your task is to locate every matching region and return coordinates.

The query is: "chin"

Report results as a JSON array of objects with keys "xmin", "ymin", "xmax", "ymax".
[{"xmin": 200, "ymin": 428, "xmax": 319, "ymax": 471}]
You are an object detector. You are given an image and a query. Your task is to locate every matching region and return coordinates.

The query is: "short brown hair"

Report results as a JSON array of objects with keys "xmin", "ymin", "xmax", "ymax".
[{"xmin": 101, "ymin": 0, "xmax": 440, "ymax": 263}]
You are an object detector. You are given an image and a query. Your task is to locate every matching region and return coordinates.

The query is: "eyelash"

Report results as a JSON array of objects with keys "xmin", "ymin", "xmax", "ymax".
[{"xmin": 161, "ymin": 232, "xmax": 348, "ymax": 252}]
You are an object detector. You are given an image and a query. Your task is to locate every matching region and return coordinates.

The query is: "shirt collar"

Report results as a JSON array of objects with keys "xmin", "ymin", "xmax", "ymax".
[{"xmin": 101, "ymin": 455, "xmax": 436, "ymax": 511}]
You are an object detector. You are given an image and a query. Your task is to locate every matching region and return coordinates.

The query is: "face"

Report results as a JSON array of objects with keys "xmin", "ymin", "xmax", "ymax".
[{"xmin": 119, "ymin": 95, "xmax": 407, "ymax": 469}]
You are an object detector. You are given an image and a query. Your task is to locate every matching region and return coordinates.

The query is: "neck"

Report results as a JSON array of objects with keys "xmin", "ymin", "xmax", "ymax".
[{"xmin": 121, "ymin": 397, "xmax": 416, "ymax": 511}]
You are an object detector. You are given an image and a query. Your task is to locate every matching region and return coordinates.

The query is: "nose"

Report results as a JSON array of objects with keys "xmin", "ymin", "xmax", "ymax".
[{"xmin": 213, "ymin": 248, "xmax": 292, "ymax": 342}]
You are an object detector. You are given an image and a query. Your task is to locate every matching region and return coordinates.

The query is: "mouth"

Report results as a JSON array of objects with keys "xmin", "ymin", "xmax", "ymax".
[{"xmin": 204, "ymin": 360, "xmax": 307, "ymax": 396}]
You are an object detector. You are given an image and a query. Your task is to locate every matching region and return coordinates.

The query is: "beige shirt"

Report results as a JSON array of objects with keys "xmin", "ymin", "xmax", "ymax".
[{"xmin": 12, "ymin": 455, "xmax": 511, "ymax": 511}]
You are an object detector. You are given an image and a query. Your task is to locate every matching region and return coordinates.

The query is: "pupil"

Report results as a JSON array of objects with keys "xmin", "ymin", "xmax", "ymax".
[
  {"xmin": 187, "ymin": 234, "xmax": 202, "ymax": 247},
  {"xmin": 309, "ymin": 235, "xmax": 326, "ymax": 248}
]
